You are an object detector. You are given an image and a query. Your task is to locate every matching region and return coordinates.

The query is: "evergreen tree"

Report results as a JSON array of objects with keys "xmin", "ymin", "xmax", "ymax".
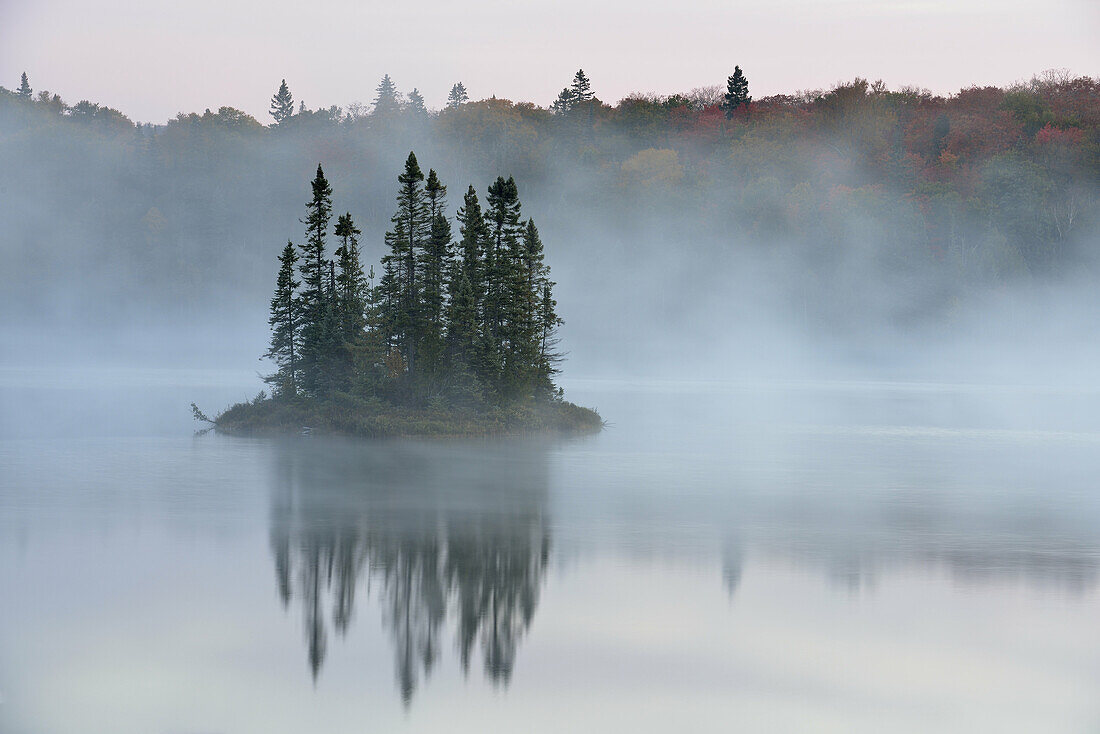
[
  {"xmin": 482, "ymin": 177, "xmax": 523, "ymax": 388},
  {"xmin": 380, "ymin": 152, "xmax": 428, "ymax": 374},
  {"xmin": 407, "ymin": 88, "xmax": 427, "ymax": 116},
  {"xmin": 570, "ymin": 69, "xmax": 594, "ymax": 103},
  {"xmin": 264, "ymin": 241, "xmax": 301, "ymax": 397},
  {"xmin": 17, "ymin": 72, "xmax": 31, "ymax": 99},
  {"xmin": 721, "ymin": 66, "xmax": 751, "ymax": 118},
  {"xmin": 298, "ymin": 164, "xmax": 335, "ymax": 394},
  {"xmin": 447, "ymin": 186, "xmax": 487, "ymax": 364},
  {"xmin": 270, "ymin": 79, "xmax": 294, "ymax": 124},
  {"xmin": 373, "ymin": 74, "xmax": 402, "ymax": 116},
  {"xmin": 420, "ymin": 170, "xmax": 452, "ymax": 374},
  {"xmin": 334, "ymin": 212, "xmax": 367, "ymax": 342},
  {"xmin": 446, "ymin": 83, "xmax": 469, "ymax": 109},
  {"xmin": 551, "ymin": 87, "xmax": 576, "ymax": 114}
]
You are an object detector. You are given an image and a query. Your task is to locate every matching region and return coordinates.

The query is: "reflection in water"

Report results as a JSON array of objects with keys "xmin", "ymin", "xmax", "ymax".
[{"xmin": 268, "ymin": 439, "xmax": 550, "ymax": 702}]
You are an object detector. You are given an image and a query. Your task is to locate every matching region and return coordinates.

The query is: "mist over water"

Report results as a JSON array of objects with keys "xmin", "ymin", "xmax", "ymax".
[
  {"xmin": 2, "ymin": 374, "xmax": 1100, "ymax": 732},
  {"xmin": 2, "ymin": 74, "xmax": 1100, "ymax": 732}
]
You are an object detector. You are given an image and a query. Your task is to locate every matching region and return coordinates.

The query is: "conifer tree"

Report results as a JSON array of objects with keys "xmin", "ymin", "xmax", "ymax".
[
  {"xmin": 373, "ymin": 74, "xmax": 402, "ymax": 116},
  {"xmin": 420, "ymin": 170, "xmax": 452, "ymax": 374},
  {"xmin": 270, "ymin": 79, "xmax": 294, "ymax": 124},
  {"xmin": 334, "ymin": 212, "xmax": 366, "ymax": 342},
  {"xmin": 381, "ymin": 152, "xmax": 428, "ymax": 374},
  {"xmin": 482, "ymin": 177, "xmax": 523, "ymax": 387},
  {"xmin": 722, "ymin": 66, "xmax": 751, "ymax": 118},
  {"xmin": 570, "ymin": 69, "xmax": 594, "ymax": 103},
  {"xmin": 551, "ymin": 88, "xmax": 576, "ymax": 114},
  {"xmin": 265, "ymin": 241, "xmax": 301, "ymax": 397},
  {"xmin": 298, "ymin": 164, "xmax": 334, "ymax": 394},
  {"xmin": 446, "ymin": 83, "xmax": 469, "ymax": 109},
  {"xmin": 17, "ymin": 72, "xmax": 31, "ymax": 99},
  {"xmin": 447, "ymin": 186, "xmax": 487, "ymax": 364},
  {"xmin": 407, "ymin": 88, "xmax": 427, "ymax": 116}
]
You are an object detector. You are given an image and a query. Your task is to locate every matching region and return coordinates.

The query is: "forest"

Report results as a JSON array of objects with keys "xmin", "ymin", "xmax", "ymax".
[
  {"xmin": 202, "ymin": 154, "xmax": 602, "ymax": 435},
  {"xmin": 2, "ymin": 67, "xmax": 1098, "ymax": 373}
]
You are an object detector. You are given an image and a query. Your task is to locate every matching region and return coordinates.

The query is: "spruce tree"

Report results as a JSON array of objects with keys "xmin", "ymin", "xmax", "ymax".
[
  {"xmin": 420, "ymin": 170, "xmax": 452, "ymax": 375},
  {"xmin": 334, "ymin": 212, "xmax": 367, "ymax": 342},
  {"xmin": 381, "ymin": 152, "xmax": 428, "ymax": 374},
  {"xmin": 570, "ymin": 69, "xmax": 594, "ymax": 103},
  {"xmin": 17, "ymin": 72, "xmax": 31, "ymax": 99},
  {"xmin": 407, "ymin": 88, "xmax": 427, "ymax": 116},
  {"xmin": 446, "ymin": 83, "xmax": 469, "ymax": 109},
  {"xmin": 447, "ymin": 186, "xmax": 487, "ymax": 365},
  {"xmin": 373, "ymin": 74, "xmax": 401, "ymax": 116},
  {"xmin": 551, "ymin": 88, "xmax": 576, "ymax": 114},
  {"xmin": 482, "ymin": 177, "xmax": 523, "ymax": 389},
  {"xmin": 270, "ymin": 79, "xmax": 294, "ymax": 124},
  {"xmin": 721, "ymin": 66, "xmax": 751, "ymax": 119},
  {"xmin": 298, "ymin": 164, "xmax": 335, "ymax": 394},
  {"xmin": 265, "ymin": 241, "xmax": 301, "ymax": 397}
]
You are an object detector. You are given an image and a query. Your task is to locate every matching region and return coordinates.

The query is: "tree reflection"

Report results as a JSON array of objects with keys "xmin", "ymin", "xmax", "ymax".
[{"xmin": 268, "ymin": 438, "xmax": 551, "ymax": 702}]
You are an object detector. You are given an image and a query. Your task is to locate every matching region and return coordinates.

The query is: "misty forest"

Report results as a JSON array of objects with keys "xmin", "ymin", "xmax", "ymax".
[
  {"xmin": 205, "ymin": 153, "xmax": 600, "ymax": 436},
  {"xmin": 3, "ymin": 67, "xmax": 1098, "ymax": 380},
  {"xmin": 5, "ymin": 50, "xmax": 1100, "ymax": 734}
]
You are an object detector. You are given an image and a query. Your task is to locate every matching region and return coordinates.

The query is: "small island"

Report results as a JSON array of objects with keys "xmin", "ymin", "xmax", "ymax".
[{"xmin": 199, "ymin": 153, "xmax": 602, "ymax": 437}]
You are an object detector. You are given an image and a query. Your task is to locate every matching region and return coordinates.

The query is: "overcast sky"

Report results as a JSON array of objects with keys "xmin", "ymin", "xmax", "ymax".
[{"xmin": 2, "ymin": 0, "xmax": 1098, "ymax": 124}]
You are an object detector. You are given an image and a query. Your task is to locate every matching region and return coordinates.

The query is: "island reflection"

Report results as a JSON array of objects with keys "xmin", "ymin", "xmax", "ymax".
[{"xmin": 268, "ymin": 437, "xmax": 550, "ymax": 703}]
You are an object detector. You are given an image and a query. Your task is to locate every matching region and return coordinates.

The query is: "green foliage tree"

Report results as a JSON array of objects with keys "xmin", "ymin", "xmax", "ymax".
[
  {"xmin": 407, "ymin": 88, "xmax": 427, "ymax": 116},
  {"xmin": 298, "ymin": 164, "xmax": 335, "ymax": 394},
  {"xmin": 17, "ymin": 72, "xmax": 31, "ymax": 99},
  {"xmin": 334, "ymin": 212, "xmax": 366, "ymax": 341},
  {"xmin": 571, "ymin": 70, "xmax": 594, "ymax": 103},
  {"xmin": 373, "ymin": 74, "xmax": 402, "ymax": 117},
  {"xmin": 265, "ymin": 241, "xmax": 301, "ymax": 397},
  {"xmin": 482, "ymin": 176, "xmax": 523, "ymax": 388},
  {"xmin": 270, "ymin": 79, "xmax": 294, "ymax": 124},
  {"xmin": 447, "ymin": 83, "xmax": 469, "ymax": 109},
  {"xmin": 722, "ymin": 66, "xmax": 751, "ymax": 118},
  {"xmin": 420, "ymin": 170, "xmax": 452, "ymax": 374},
  {"xmin": 551, "ymin": 87, "xmax": 576, "ymax": 114},
  {"xmin": 380, "ymin": 152, "xmax": 428, "ymax": 374}
]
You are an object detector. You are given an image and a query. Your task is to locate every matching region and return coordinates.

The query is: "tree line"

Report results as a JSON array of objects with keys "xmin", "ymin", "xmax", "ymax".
[{"xmin": 265, "ymin": 155, "xmax": 563, "ymax": 408}]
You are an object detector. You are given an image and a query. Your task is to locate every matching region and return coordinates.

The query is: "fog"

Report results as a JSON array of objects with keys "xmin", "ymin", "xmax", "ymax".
[
  {"xmin": 2, "ymin": 78, "xmax": 1098, "ymax": 393},
  {"xmin": 3, "ymin": 76, "xmax": 1100, "ymax": 732}
]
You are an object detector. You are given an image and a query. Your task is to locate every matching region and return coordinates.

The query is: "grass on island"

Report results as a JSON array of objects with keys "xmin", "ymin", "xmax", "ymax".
[{"xmin": 200, "ymin": 392, "xmax": 603, "ymax": 439}]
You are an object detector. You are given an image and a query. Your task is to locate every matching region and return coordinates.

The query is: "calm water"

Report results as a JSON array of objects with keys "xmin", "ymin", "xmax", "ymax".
[{"xmin": 2, "ymin": 371, "xmax": 1099, "ymax": 733}]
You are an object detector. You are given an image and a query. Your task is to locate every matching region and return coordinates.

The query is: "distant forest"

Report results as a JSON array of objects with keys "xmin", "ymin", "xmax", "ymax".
[{"xmin": 2, "ymin": 67, "xmax": 1098, "ymax": 352}]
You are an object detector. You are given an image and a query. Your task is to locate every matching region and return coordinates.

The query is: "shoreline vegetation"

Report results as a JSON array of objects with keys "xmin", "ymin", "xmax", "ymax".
[{"xmin": 197, "ymin": 144, "xmax": 602, "ymax": 438}]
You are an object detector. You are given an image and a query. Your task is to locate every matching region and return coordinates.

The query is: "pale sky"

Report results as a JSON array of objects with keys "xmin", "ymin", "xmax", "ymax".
[{"xmin": 1, "ymin": 0, "xmax": 1098, "ymax": 124}]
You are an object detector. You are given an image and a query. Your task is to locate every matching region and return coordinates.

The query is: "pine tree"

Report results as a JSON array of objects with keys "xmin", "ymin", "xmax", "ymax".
[
  {"xmin": 298, "ymin": 164, "xmax": 334, "ymax": 394},
  {"xmin": 447, "ymin": 186, "xmax": 487, "ymax": 364},
  {"xmin": 446, "ymin": 83, "xmax": 469, "ymax": 109},
  {"xmin": 333, "ymin": 212, "xmax": 367, "ymax": 342},
  {"xmin": 407, "ymin": 88, "xmax": 427, "ymax": 116},
  {"xmin": 482, "ymin": 177, "xmax": 523, "ymax": 389},
  {"xmin": 420, "ymin": 170, "xmax": 452, "ymax": 375},
  {"xmin": 373, "ymin": 74, "xmax": 402, "ymax": 116},
  {"xmin": 551, "ymin": 88, "xmax": 576, "ymax": 114},
  {"xmin": 570, "ymin": 69, "xmax": 594, "ymax": 103},
  {"xmin": 721, "ymin": 66, "xmax": 751, "ymax": 119},
  {"xmin": 270, "ymin": 79, "xmax": 294, "ymax": 124},
  {"xmin": 381, "ymin": 152, "xmax": 428, "ymax": 374},
  {"xmin": 17, "ymin": 72, "xmax": 31, "ymax": 99},
  {"xmin": 264, "ymin": 242, "xmax": 301, "ymax": 397}
]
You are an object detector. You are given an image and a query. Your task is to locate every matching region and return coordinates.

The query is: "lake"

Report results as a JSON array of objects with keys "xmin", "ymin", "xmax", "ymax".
[{"xmin": 2, "ymin": 370, "xmax": 1099, "ymax": 732}]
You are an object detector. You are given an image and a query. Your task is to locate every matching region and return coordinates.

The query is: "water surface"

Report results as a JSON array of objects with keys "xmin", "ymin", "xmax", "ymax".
[{"xmin": 2, "ymin": 373, "xmax": 1099, "ymax": 733}]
